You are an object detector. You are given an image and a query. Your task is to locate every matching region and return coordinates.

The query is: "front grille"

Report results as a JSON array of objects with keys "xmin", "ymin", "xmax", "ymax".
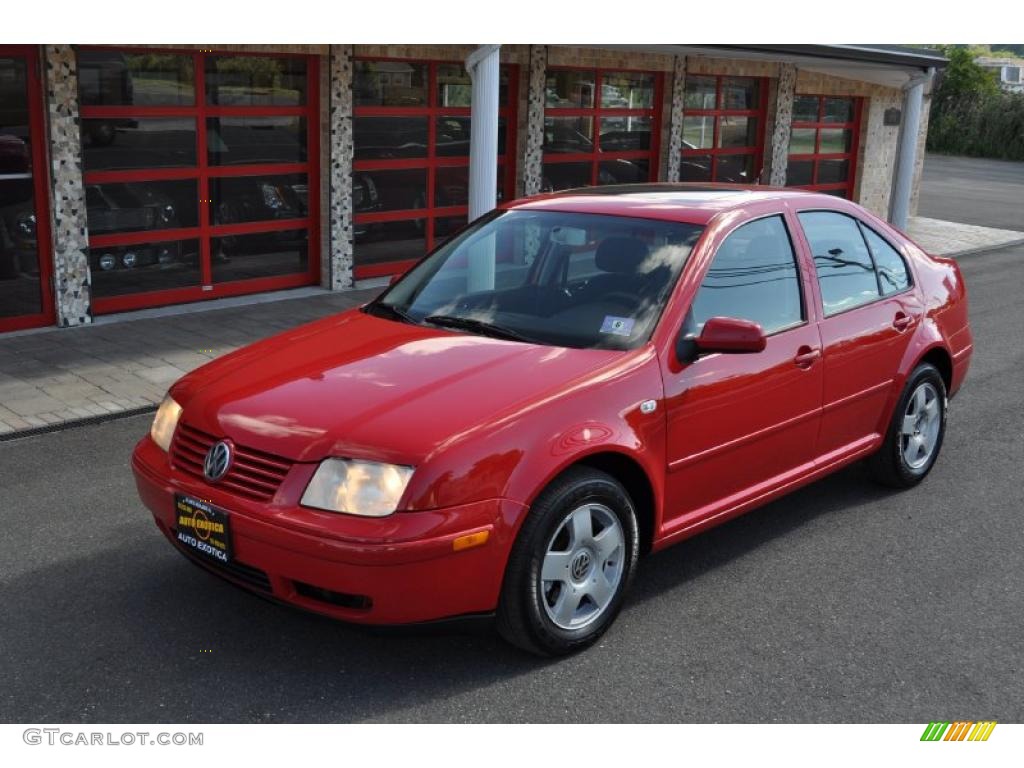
[
  {"xmin": 171, "ymin": 422, "xmax": 293, "ymax": 501},
  {"xmin": 172, "ymin": 530, "xmax": 272, "ymax": 593}
]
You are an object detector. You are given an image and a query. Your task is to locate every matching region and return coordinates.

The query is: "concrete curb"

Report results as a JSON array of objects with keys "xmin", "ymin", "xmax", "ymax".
[
  {"xmin": 945, "ymin": 237, "xmax": 1024, "ymax": 259},
  {"xmin": 0, "ymin": 405, "xmax": 158, "ymax": 442}
]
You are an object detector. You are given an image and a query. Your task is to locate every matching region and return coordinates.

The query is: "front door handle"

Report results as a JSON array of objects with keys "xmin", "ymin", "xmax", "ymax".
[
  {"xmin": 893, "ymin": 312, "xmax": 913, "ymax": 331},
  {"xmin": 794, "ymin": 346, "xmax": 821, "ymax": 369}
]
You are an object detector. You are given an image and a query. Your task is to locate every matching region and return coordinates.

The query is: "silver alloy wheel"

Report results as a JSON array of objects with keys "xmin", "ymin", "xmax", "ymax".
[
  {"xmin": 540, "ymin": 503, "xmax": 625, "ymax": 631},
  {"xmin": 901, "ymin": 381, "xmax": 942, "ymax": 470}
]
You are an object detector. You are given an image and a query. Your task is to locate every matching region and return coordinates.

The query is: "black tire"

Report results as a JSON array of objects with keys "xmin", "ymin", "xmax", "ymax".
[
  {"xmin": 497, "ymin": 466, "xmax": 639, "ymax": 656},
  {"xmin": 867, "ymin": 362, "xmax": 948, "ymax": 488}
]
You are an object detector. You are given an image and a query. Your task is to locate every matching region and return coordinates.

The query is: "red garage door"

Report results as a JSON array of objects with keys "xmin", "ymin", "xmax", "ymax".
[
  {"xmin": 77, "ymin": 48, "xmax": 320, "ymax": 314},
  {"xmin": 352, "ymin": 58, "xmax": 518, "ymax": 280},
  {"xmin": 785, "ymin": 94, "xmax": 862, "ymax": 199},
  {"xmin": 0, "ymin": 46, "xmax": 55, "ymax": 333},
  {"xmin": 680, "ymin": 74, "xmax": 768, "ymax": 184},
  {"xmin": 542, "ymin": 67, "xmax": 663, "ymax": 191}
]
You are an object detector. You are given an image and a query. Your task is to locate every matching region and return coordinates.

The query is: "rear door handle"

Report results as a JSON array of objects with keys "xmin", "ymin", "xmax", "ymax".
[
  {"xmin": 794, "ymin": 346, "xmax": 821, "ymax": 368},
  {"xmin": 893, "ymin": 312, "xmax": 913, "ymax": 331}
]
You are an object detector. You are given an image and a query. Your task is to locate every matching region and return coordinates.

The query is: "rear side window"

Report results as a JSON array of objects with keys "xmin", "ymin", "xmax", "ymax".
[
  {"xmin": 689, "ymin": 215, "xmax": 803, "ymax": 335},
  {"xmin": 798, "ymin": 211, "xmax": 879, "ymax": 316},
  {"xmin": 860, "ymin": 225, "xmax": 911, "ymax": 295}
]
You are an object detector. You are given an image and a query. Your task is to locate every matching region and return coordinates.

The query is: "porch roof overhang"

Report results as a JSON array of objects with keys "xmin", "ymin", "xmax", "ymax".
[{"xmin": 564, "ymin": 44, "xmax": 947, "ymax": 89}]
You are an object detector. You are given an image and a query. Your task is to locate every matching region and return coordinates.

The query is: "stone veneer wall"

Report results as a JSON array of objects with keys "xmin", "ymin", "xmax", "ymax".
[
  {"xmin": 43, "ymin": 45, "xmax": 91, "ymax": 327},
  {"xmin": 766, "ymin": 63, "xmax": 796, "ymax": 186},
  {"xmin": 329, "ymin": 45, "xmax": 355, "ymax": 289},
  {"xmin": 665, "ymin": 56, "xmax": 687, "ymax": 182},
  {"xmin": 522, "ymin": 45, "xmax": 547, "ymax": 197}
]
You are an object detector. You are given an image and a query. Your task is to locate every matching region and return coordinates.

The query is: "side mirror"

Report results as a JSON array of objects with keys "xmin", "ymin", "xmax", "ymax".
[{"xmin": 677, "ymin": 316, "xmax": 766, "ymax": 362}]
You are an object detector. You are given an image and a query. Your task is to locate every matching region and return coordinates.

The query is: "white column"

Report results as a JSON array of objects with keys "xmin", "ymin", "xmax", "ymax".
[
  {"xmin": 466, "ymin": 44, "xmax": 501, "ymax": 222},
  {"xmin": 890, "ymin": 69, "xmax": 932, "ymax": 230}
]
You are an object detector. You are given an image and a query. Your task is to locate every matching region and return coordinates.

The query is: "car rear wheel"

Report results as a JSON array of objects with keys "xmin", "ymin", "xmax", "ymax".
[
  {"xmin": 497, "ymin": 466, "xmax": 639, "ymax": 656},
  {"xmin": 868, "ymin": 362, "xmax": 947, "ymax": 488}
]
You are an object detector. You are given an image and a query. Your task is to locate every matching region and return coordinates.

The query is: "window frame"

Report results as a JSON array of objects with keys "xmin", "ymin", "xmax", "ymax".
[
  {"xmin": 0, "ymin": 45, "xmax": 57, "ymax": 333},
  {"xmin": 679, "ymin": 74, "xmax": 769, "ymax": 184},
  {"xmin": 689, "ymin": 212, "xmax": 808, "ymax": 338},
  {"xmin": 795, "ymin": 208, "xmax": 914, "ymax": 319},
  {"xmin": 786, "ymin": 94, "xmax": 863, "ymax": 199},
  {"xmin": 541, "ymin": 65, "xmax": 664, "ymax": 191},
  {"xmin": 76, "ymin": 46, "xmax": 321, "ymax": 314},
  {"xmin": 351, "ymin": 57, "xmax": 519, "ymax": 280}
]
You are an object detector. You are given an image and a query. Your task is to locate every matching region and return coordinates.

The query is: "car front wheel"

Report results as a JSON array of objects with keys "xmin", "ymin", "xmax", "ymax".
[
  {"xmin": 868, "ymin": 362, "xmax": 948, "ymax": 488},
  {"xmin": 497, "ymin": 466, "xmax": 639, "ymax": 656}
]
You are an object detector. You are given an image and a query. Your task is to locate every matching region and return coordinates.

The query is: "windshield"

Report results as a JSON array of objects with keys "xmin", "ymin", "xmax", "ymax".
[{"xmin": 369, "ymin": 209, "xmax": 704, "ymax": 349}]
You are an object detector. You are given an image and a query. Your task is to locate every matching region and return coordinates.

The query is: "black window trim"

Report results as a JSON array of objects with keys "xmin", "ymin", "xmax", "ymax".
[
  {"xmin": 795, "ymin": 207, "xmax": 915, "ymax": 320},
  {"xmin": 690, "ymin": 211, "xmax": 809, "ymax": 339}
]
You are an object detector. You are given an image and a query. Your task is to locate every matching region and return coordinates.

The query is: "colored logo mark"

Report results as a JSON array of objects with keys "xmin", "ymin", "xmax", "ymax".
[{"xmin": 920, "ymin": 721, "xmax": 997, "ymax": 742}]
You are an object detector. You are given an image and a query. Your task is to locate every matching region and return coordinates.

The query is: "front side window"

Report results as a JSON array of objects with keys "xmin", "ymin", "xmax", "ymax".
[
  {"xmin": 688, "ymin": 215, "xmax": 803, "ymax": 335},
  {"xmin": 371, "ymin": 210, "xmax": 703, "ymax": 350},
  {"xmin": 798, "ymin": 211, "xmax": 879, "ymax": 316}
]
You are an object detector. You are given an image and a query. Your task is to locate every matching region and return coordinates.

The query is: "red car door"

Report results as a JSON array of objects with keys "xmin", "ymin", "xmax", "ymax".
[
  {"xmin": 794, "ymin": 210, "xmax": 923, "ymax": 460},
  {"xmin": 660, "ymin": 211, "xmax": 824, "ymax": 540}
]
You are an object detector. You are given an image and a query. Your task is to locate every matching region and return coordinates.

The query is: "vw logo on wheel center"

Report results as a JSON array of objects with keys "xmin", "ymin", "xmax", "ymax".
[
  {"xmin": 203, "ymin": 441, "xmax": 233, "ymax": 482},
  {"xmin": 570, "ymin": 550, "xmax": 592, "ymax": 581}
]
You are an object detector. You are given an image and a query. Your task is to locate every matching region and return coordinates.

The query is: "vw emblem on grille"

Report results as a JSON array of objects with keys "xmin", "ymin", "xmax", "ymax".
[
  {"xmin": 570, "ymin": 551, "xmax": 592, "ymax": 581},
  {"xmin": 203, "ymin": 441, "xmax": 233, "ymax": 482}
]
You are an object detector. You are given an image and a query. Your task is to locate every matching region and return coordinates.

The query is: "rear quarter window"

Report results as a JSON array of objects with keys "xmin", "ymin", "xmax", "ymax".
[{"xmin": 860, "ymin": 224, "xmax": 911, "ymax": 295}]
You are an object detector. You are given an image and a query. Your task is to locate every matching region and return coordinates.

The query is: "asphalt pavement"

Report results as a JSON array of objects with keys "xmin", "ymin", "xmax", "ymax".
[
  {"xmin": 918, "ymin": 153, "xmax": 1024, "ymax": 231},
  {"xmin": 1, "ymin": 240, "xmax": 1021, "ymax": 723}
]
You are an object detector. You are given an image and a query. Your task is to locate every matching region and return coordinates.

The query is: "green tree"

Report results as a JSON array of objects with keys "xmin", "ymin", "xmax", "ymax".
[{"xmin": 933, "ymin": 46, "xmax": 999, "ymax": 103}]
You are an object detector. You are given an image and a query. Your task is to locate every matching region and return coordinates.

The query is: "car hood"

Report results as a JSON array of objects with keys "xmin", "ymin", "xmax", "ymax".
[{"xmin": 172, "ymin": 308, "xmax": 626, "ymax": 465}]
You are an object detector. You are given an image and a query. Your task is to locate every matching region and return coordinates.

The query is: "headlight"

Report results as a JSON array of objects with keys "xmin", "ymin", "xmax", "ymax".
[
  {"xmin": 150, "ymin": 395, "xmax": 182, "ymax": 452},
  {"xmin": 301, "ymin": 459, "xmax": 413, "ymax": 517}
]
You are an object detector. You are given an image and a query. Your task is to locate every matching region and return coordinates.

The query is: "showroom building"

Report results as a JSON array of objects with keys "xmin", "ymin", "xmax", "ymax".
[{"xmin": 0, "ymin": 43, "xmax": 945, "ymax": 333}]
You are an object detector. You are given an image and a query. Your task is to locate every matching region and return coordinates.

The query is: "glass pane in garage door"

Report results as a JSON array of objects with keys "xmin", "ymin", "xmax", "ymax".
[{"xmin": 77, "ymin": 51, "xmax": 195, "ymax": 106}]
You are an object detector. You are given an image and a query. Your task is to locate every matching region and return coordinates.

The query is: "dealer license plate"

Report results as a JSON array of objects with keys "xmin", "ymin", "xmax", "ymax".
[{"xmin": 174, "ymin": 494, "xmax": 232, "ymax": 564}]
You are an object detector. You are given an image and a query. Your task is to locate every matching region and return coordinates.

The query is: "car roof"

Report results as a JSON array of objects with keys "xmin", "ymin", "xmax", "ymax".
[{"xmin": 506, "ymin": 183, "xmax": 845, "ymax": 226}]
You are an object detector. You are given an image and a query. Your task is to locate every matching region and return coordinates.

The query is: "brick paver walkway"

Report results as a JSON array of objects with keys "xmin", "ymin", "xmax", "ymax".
[{"xmin": 0, "ymin": 288, "xmax": 379, "ymax": 436}]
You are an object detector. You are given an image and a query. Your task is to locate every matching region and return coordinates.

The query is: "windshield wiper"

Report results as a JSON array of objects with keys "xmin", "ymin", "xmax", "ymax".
[
  {"xmin": 423, "ymin": 314, "xmax": 540, "ymax": 344},
  {"xmin": 364, "ymin": 301, "xmax": 417, "ymax": 325}
]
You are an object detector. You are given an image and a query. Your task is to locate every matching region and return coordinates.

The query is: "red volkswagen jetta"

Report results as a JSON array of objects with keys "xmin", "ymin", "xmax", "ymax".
[{"xmin": 132, "ymin": 185, "xmax": 972, "ymax": 655}]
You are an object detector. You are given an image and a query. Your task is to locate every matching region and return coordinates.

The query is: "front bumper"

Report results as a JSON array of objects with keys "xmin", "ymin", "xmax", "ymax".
[{"xmin": 131, "ymin": 436, "xmax": 527, "ymax": 624}]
